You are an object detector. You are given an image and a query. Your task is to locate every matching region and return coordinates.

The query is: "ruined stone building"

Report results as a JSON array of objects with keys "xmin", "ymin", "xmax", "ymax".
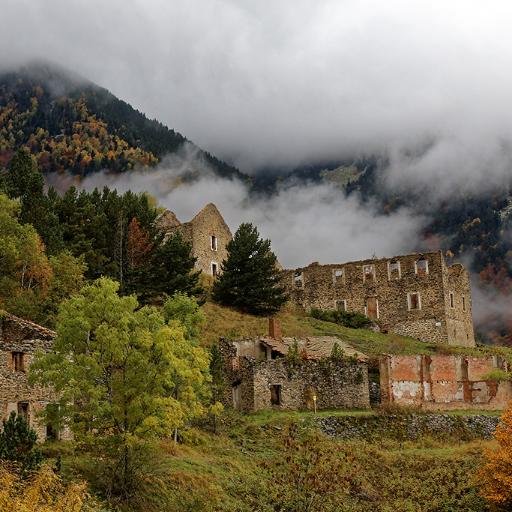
[
  {"xmin": 157, "ymin": 203, "xmax": 232, "ymax": 277},
  {"xmin": 218, "ymin": 319, "xmax": 370, "ymax": 412},
  {"xmin": 0, "ymin": 312, "xmax": 59, "ymax": 440},
  {"xmin": 380, "ymin": 354, "xmax": 512, "ymax": 409},
  {"xmin": 283, "ymin": 251, "xmax": 475, "ymax": 347}
]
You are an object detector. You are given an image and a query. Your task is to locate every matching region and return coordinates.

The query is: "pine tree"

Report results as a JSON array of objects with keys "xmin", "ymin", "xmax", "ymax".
[
  {"xmin": 0, "ymin": 412, "xmax": 43, "ymax": 473},
  {"xmin": 212, "ymin": 223, "xmax": 287, "ymax": 315}
]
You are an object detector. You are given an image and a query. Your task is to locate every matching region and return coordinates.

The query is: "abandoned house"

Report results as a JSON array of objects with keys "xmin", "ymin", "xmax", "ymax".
[
  {"xmin": 0, "ymin": 312, "xmax": 62, "ymax": 440},
  {"xmin": 380, "ymin": 353, "xmax": 512, "ymax": 409},
  {"xmin": 218, "ymin": 319, "xmax": 370, "ymax": 412},
  {"xmin": 283, "ymin": 251, "xmax": 475, "ymax": 347},
  {"xmin": 156, "ymin": 203, "xmax": 232, "ymax": 277}
]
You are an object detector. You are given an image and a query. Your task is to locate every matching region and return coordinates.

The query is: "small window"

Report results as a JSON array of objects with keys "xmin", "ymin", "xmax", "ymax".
[
  {"xmin": 293, "ymin": 271, "xmax": 304, "ymax": 288},
  {"xmin": 408, "ymin": 292, "xmax": 421, "ymax": 310},
  {"xmin": 211, "ymin": 235, "xmax": 218, "ymax": 251},
  {"xmin": 415, "ymin": 258, "xmax": 429, "ymax": 276},
  {"xmin": 450, "ymin": 292, "xmax": 454, "ymax": 308},
  {"xmin": 388, "ymin": 260, "xmax": 401, "ymax": 280},
  {"xmin": 17, "ymin": 402, "xmax": 29, "ymax": 421},
  {"xmin": 333, "ymin": 268, "xmax": 344, "ymax": 284},
  {"xmin": 12, "ymin": 352, "xmax": 25, "ymax": 372},
  {"xmin": 336, "ymin": 299, "xmax": 347, "ymax": 312},
  {"xmin": 462, "ymin": 296, "xmax": 466, "ymax": 311},
  {"xmin": 211, "ymin": 262, "xmax": 218, "ymax": 277},
  {"xmin": 270, "ymin": 384, "xmax": 282, "ymax": 406},
  {"xmin": 363, "ymin": 265, "xmax": 375, "ymax": 282}
]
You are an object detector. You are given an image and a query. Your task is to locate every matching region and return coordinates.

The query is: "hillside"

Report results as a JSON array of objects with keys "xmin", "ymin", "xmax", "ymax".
[
  {"xmin": 200, "ymin": 302, "xmax": 512, "ymax": 361},
  {"xmin": 0, "ymin": 61, "xmax": 244, "ymax": 179}
]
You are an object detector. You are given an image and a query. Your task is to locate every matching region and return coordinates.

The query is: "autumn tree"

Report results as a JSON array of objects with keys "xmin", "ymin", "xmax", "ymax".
[
  {"xmin": 212, "ymin": 223, "xmax": 287, "ymax": 315},
  {"xmin": 29, "ymin": 278, "xmax": 212, "ymax": 498},
  {"xmin": 479, "ymin": 403, "xmax": 512, "ymax": 508},
  {"xmin": 126, "ymin": 217, "xmax": 153, "ymax": 269},
  {"xmin": 0, "ymin": 193, "xmax": 52, "ymax": 318}
]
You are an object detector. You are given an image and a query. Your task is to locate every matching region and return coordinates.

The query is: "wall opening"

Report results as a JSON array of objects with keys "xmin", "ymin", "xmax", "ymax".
[
  {"xmin": 366, "ymin": 297, "xmax": 378, "ymax": 320},
  {"xmin": 232, "ymin": 381, "xmax": 242, "ymax": 409},
  {"xmin": 407, "ymin": 292, "xmax": 421, "ymax": 310},
  {"xmin": 415, "ymin": 257, "xmax": 429, "ymax": 276},
  {"xmin": 333, "ymin": 268, "xmax": 344, "ymax": 284},
  {"xmin": 388, "ymin": 260, "xmax": 401, "ymax": 280},
  {"xmin": 293, "ymin": 271, "xmax": 304, "ymax": 289},
  {"xmin": 336, "ymin": 299, "xmax": 347, "ymax": 312},
  {"xmin": 17, "ymin": 402, "xmax": 29, "ymax": 422},
  {"xmin": 450, "ymin": 292, "xmax": 454, "ymax": 308},
  {"xmin": 363, "ymin": 264, "xmax": 375, "ymax": 282},
  {"xmin": 211, "ymin": 262, "xmax": 218, "ymax": 277},
  {"xmin": 462, "ymin": 296, "xmax": 466, "ymax": 311},
  {"xmin": 12, "ymin": 352, "xmax": 25, "ymax": 372},
  {"xmin": 211, "ymin": 235, "xmax": 218, "ymax": 251},
  {"xmin": 270, "ymin": 384, "xmax": 282, "ymax": 406}
]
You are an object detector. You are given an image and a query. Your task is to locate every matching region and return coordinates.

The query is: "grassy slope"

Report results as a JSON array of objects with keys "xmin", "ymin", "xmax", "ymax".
[
  {"xmin": 55, "ymin": 410, "xmax": 494, "ymax": 512},
  {"xmin": 201, "ymin": 302, "xmax": 512, "ymax": 360}
]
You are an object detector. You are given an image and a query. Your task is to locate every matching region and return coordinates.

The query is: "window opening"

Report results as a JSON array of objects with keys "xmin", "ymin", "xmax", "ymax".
[
  {"xmin": 388, "ymin": 260, "xmax": 401, "ymax": 280},
  {"xmin": 12, "ymin": 352, "xmax": 25, "ymax": 372},
  {"xmin": 17, "ymin": 402, "xmax": 29, "ymax": 421},
  {"xmin": 270, "ymin": 384, "xmax": 282, "ymax": 406},
  {"xmin": 408, "ymin": 292, "xmax": 421, "ymax": 310},
  {"xmin": 211, "ymin": 262, "xmax": 218, "ymax": 277},
  {"xmin": 333, "ymin": 268, "xmax": 344, "ymax": 284},
  {"xmin": 416, "ymin": 258, "xmax": 428, "ymax": 276},
  {"xmin": 336, "ymin": 300, "xmax": 347, "ymax": 312},
  {"xmin": 450, "ymin": 292, "xmax": 454, "ymax": 308},
  {"xmin": 363, "ymin": 265, "xmax": 375, "ymax": 282},
  {"xmin": 294, "ymin": 271, "xmax": 304, "ymax": 288},
  {"xmin": 211, "ymin": 235, "xmax": 218, "ymax": 251}
]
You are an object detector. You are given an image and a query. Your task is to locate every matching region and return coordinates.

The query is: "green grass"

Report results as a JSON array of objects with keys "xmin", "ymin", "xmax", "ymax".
[{"xmin": 201, "ymin": 301, "xmax": 512, "ymax": 360}]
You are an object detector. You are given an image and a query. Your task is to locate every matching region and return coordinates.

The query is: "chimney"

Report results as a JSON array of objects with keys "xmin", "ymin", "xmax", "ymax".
[{"xmin": 268, "ymin": 317, "xmax": 282, "ymax": 340}]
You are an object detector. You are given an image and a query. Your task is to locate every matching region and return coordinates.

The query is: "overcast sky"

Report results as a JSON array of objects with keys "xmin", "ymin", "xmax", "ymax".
[{"xmin": 3, "ymin": 0, "xmax": 512, "ymax": 185}]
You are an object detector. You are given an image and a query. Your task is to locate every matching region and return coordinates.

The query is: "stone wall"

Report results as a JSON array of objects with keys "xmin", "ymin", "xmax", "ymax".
[
  {"xmin": 283, "ymin": 251, "xmax": 475, "ymax": 346},
  {"xmin": 318, "ymin": 412, "xmax": 500, "ymax": 441},
  {"xmin": 218, "ymin": 338, "xmax": 369, "ymax": 412},
  {"xmin": 0, "ymin": 314, "xmax": 57, "ymax": 440},
  {"xmin": 380, "ymin": 354, "xmax": 512, "ymax": 409},
  {"xmin": 165, "ymin": 203, "xmax": 232, "ymax": 276}
]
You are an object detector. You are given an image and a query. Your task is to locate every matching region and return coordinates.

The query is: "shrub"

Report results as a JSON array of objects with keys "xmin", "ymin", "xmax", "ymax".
[{"xmin": 310, "ymin": 308, "xmax": 372, "ymax": 329}]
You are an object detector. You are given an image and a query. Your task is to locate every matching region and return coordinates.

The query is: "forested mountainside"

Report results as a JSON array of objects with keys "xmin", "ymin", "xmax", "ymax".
[{"xmin": 0, "ymin": 62, "xmax": 243, "ymax": 179}]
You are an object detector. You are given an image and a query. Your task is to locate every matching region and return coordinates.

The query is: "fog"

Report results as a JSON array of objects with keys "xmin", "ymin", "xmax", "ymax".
[{"xmin": 2, "ymin": 0, "xmax": 512, "ymax": 192}]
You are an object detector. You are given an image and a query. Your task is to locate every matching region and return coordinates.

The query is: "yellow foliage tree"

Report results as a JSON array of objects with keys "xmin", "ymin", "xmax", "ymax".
[
  {"xmin": 480, "ymin": 402, "xmax": 512, "ymax": 508},
  {"xmin": 0, "ymin": 463, "xmax": 100, "ymax": 511}
]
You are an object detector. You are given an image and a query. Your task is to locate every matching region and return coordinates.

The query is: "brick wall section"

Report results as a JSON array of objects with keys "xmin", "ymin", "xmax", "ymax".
[
  {"xmin": 0, "ymin": 313, "xmax": 56, "ymax": 440},
  {"xmin": 159, "ymin": 203, "xmax": 232, "ymax": 276},
  {"xmin": 380, "ymin": 354, "xmax": 512, "ymax": 409},
  {"xmin": 283, "ymin": 251, "xmax": 475, "ymax": 346},
  {"xmin": 218, "ymin": 337, "xmax": 369, "ymax": 412}
]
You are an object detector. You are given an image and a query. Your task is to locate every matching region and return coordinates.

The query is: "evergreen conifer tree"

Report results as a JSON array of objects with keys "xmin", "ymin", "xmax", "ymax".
[
  {"xmin": 0, "ymin": 412, "xmax": 43, "ymax": 473},
  {"xmin": 212, "ymin": 223, "xmax": 287, "ymax": 315}
]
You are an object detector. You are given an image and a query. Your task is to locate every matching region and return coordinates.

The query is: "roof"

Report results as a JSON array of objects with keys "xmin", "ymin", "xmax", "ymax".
[
  {"xmin": 0, "ymin": 311, "xmax": 55, "ymax": 341},
  {"xmin": 259, "ymin": 335, "xmax": 368, "ymax": 362}
]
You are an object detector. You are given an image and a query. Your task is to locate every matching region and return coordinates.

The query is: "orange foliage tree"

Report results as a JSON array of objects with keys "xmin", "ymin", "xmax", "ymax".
[{"xmin": 480, "ymin": 402, "xmax": 512, "ymax": 508}]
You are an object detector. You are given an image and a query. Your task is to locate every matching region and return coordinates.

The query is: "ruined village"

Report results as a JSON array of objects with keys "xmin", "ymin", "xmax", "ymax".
[{"xmin": 6, "ymin": 203, "xmax": 512, "ymax": 444}]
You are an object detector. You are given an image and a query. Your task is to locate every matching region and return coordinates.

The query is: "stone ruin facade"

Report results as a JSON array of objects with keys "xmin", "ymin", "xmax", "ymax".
[
  {"xmin": 218, "ymin": 319, "xmax": 370, "ymax": 412},
  {"xmin": 283, "ymin": 251, "xmax": 475, "ymax": 347},
  {"xmin": 157, "ymin": 203, "xmax": 232, "ymax": 277},
  {"xmin": 0, "ymin": 312, "xmax": 61, "ymax": 440},
  {"xmin": 380, "ymin": 353, "xmax": 512, "ymax": 409}
]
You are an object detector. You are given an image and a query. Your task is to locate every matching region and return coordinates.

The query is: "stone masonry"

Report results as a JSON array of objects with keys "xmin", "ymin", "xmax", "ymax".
[
  {"xmin": 0, "ymin": 312, "xmax": 58, "ymax": 440},
  {"xmin": 380, "ymin": 353, "xmax": 512, "ymax": 409},
  {"xmin": 283, "ymin": 251, "xmax": 475, "ymax": 347},
  {"xmin": 218, "ymin": 320, "xmax": 370, "ymax": 412},
  {"xmin": 157, "ymin": 203, "xmax": 232, "ymax": 277}
]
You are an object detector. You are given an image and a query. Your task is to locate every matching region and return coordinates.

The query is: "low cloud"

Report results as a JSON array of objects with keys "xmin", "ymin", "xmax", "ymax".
[{"xmin": 79, "ymin": 146, "xmax": 426, "ymax": 268}]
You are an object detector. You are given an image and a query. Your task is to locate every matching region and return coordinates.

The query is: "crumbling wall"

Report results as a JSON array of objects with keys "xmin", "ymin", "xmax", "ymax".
[
  {"xmin": 283, "ymin": 251, "xmax": 476, "ymax": 347},
  {"xmin": 380, "ymin": 354, "xmax": 512, "ymax": 409},
  {"xmin": 0, "ymin": 314, "xmax": 57, "ymax": 440}
]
